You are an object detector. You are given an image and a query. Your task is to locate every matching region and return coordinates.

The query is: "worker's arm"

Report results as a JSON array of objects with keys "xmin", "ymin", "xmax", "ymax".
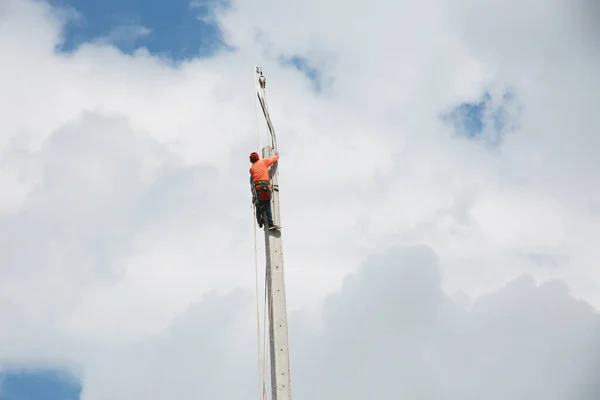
[{"xmin": 265, "ymin": 152, "xmax": 279, "ymax": 166}]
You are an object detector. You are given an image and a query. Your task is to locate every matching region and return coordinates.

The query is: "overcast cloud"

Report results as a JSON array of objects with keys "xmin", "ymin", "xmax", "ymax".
[{"xmin": 1, "ymin": 0, "xmax": 600, "ymax": 398}]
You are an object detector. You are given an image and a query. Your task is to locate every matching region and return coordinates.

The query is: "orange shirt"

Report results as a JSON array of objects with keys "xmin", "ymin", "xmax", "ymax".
[{"xmin": 249, "ymin": 153, "xmax": 279, "ymax": 182}]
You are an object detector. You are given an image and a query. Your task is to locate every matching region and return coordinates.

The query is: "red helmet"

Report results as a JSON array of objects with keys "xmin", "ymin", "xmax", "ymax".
[{"xmin": 249, "ymin": 152, "xmax": 259, "ymax": 163}]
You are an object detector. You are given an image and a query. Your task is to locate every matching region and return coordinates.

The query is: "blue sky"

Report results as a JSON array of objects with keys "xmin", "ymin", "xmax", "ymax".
[
  {"xmin": 442, "ymin": 90, "xmax": 518, "ymax": 146},
  {"xmin": 0, "ymin": 369, "xmax": 81, "ymax": 400},
  {"xmin": 279, "ymin": 55, "xmax": 325, "ymax": 92},
  {"xmin": 50, "ymin": 0, "xmax": 230, "ymax": 59},
  {"xmin": 2, "ymin": 1, "xmax": 513, "ymax": 398}
]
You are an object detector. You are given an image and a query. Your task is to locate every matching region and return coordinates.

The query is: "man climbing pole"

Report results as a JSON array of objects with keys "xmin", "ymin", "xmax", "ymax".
[{"xmin": 250, "ymin": 151, "xmax": 281, "ymax": 230}]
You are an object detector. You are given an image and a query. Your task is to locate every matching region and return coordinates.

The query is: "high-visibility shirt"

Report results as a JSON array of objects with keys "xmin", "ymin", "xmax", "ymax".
[{"xmin": 249, "ymin": 153, "xmax": 279, "ymax": 182}]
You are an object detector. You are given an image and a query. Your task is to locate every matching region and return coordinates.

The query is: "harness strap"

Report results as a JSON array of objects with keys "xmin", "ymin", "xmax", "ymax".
[{"xmin": 254, "ymin": 180, "xmax": 271, "ymax": 190}]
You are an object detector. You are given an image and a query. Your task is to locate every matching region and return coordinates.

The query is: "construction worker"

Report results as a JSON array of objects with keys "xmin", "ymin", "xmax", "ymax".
[{"xmin": 249, "ymin": 151, "xmax": 281, "ymax": 230}]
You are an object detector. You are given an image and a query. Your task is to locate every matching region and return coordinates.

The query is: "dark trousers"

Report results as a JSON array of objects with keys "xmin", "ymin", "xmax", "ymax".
[{"xmin": 256, "ymin": 199, "xmax": 274, "ymax": 227}]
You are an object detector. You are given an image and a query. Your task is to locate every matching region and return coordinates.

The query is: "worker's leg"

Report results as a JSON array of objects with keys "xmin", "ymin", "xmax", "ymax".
[
  {"xmin": 259, "ymin": 200, "xmax": 274, "ymax": 226},
  {"xmin": 261, "ymin": 200, "xmax": 280, "ymax": 230}
]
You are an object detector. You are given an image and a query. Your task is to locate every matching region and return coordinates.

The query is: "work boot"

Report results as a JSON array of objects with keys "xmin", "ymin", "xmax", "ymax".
[{"xmin": 269, "ymin": 224, "xmax": 281, "ymax": 230}]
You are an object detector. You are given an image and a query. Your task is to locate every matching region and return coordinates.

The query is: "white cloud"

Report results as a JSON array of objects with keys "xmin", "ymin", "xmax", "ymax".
[
  {"xmin": 98, "ymin": 24, "xmax": 152, "ymax": 47},
  {"xmin": 1, "ymin": 0, "xmax": 600, "ymax": 397},
  {"xmin": 79, "ymin": 246, "xmax": 600, "ymax": 400}
]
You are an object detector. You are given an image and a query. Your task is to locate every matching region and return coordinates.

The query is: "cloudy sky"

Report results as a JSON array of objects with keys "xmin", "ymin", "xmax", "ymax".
[{"xmin": 1, "ymin": 0, "xmax": 600, "ymax": 398}]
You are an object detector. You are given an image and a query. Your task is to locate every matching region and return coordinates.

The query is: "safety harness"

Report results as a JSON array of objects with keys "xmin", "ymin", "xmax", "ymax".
[{"xmin": 253, "ymin": 180, "xmax": 272, "ymax": 201}]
